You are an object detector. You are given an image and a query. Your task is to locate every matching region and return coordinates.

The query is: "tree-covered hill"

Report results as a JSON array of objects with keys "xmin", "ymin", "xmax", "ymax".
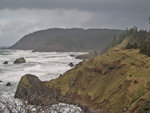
[{"xmin": 10, "ymin": 28, "xmax": 123, "ymax": 52}]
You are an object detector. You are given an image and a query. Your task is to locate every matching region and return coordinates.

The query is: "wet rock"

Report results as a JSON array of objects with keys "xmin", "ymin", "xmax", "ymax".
[
  {"xmin": 6, "ymin": 82, "xmax": 11, "ymax": 86},
  {"xmin": 3, "ymin": 61, "xmax": 8, "ymax": 64},
  {"xmin": 14, "ymin": 57, "xmax": 26, "ymax": 64},
  {"xmin": 70, "ymin": 54, "xmax": 75, "ymax": 57},
  {"xmin": 60, "ymin": 74, "xmax": 63, "ymax": 77},
  {"xmin": 68, "ymin": 62, "xmax": 74, "ymax": 67}
]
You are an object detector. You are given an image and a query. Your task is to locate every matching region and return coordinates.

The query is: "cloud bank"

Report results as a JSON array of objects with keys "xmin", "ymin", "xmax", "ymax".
[{"xmin": 0, "ymin": 0, "xmax": 149, "ymax": 46}]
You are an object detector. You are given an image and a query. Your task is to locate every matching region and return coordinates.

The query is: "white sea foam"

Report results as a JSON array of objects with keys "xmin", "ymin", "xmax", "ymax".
[
  {"xmin": 0, "ymin": 49, "xmax": 86, "ymax": 112},
  {"xmin": 0, "ymin": 49, "xmax": 85, "ymax": 95}
]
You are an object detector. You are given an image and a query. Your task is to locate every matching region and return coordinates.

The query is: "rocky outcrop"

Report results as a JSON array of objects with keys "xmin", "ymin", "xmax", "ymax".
[
  {"xmin": 15, "ymin": 74, "xmax": 70, "ymax": 105},
  {"xmin": 3, "ymin": 61, "xmax": 8, "ymax": 64},
  {"xmin": 15, "ymin": 74, "xmax": 52, "ymax": 104},
  {"xmin": 14, "ymin": 57, "xmax": 26, "ymax": 64},
  {"xmin": 15, "ymin": 74, "xmax": 93, "ymax": 112}
]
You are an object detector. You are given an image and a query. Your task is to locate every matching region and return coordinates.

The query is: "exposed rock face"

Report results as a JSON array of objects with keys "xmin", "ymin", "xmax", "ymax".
[
  {"xmin": 3, "ymin": 61, "xmax": 8, "ymax": 64},
  {"xmin": 14, "ymin": 57, "xmax": 26, "ymax": 64},
  {"xmin": 15, "ymin": 47, "xmax": 150, "ymax": 113}
]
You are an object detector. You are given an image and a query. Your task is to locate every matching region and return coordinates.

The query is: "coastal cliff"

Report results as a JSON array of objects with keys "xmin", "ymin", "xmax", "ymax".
[{"xmin": 15, "ymin": 43, "xmax": 150, "ymax": 113}]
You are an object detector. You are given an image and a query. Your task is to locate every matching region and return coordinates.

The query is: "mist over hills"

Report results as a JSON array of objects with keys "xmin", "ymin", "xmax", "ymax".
[{"xmin": 10, "ymin": 28, "xmax": 123, "ymax": 52}]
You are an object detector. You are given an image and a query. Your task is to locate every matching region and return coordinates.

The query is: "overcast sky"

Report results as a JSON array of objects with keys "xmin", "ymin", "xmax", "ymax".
[{"xmin": 0, "ymin": 0, "xmax": 150, "ymax": 46}]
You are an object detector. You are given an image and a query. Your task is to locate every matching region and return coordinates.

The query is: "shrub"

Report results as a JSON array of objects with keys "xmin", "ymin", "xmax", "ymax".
[
  {"xmin": 126, "ymin": 43, "xmax": 134, "ymax": 49},
  {"xmin": 132, "ymin": 90, "xmax": 145, "ymax": 103},
  {"xmin": 134, "ymin": 80, "xmax": 138, "ymax": 84},
  {"xmin": 139, "ymin": 41, "xmax": 150, "ymax": 56}
]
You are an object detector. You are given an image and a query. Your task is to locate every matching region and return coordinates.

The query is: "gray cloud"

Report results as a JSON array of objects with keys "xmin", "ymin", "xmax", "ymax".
[
  {"xmin": 0, "ymin": 0, "xmax": 149, "ymax": 13},
  {"xmin": 0, "ymin": 0, "xmax": 149, "ymax": 46},
  {"xmin": 0, "ymin": 9, "xmax": 94, "ymax": 46}
]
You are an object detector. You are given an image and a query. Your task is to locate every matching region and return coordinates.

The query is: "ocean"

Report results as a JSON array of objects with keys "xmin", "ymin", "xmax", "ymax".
[{"xmin": 0, "ymin": 49, "xmax": 85, "ymax": 112}]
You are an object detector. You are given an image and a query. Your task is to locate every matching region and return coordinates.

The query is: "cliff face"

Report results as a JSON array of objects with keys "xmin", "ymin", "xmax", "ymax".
[
  {"xmin": 15, "ymin": 40, "xmax": 150, "ymax": 113},
  {"xmin": 10, "ymin": 28, "xmax": 123, "ymax": 52}
]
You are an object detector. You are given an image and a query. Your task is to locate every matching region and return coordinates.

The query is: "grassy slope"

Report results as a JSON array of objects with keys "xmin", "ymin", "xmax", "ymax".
[{"xmin": 46, "ymin": 38, "xmax": 150, "ymax": 113}]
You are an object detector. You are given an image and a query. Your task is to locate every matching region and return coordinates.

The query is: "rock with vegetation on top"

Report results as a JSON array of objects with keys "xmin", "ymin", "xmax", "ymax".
[
  {"xmin": 15, "ymin": 74, "xmax": 47, "ymax": 104},
  {"xmin": 14, "ymin": 74, "xmax": 64, "ymax": 105},
  {"xmin": 14, "ymin": 57, "xmax": 26, "ymax": 64},
  {"xmin": 15, "ymin": 74, "xmax": 92, "ymax": 112}
]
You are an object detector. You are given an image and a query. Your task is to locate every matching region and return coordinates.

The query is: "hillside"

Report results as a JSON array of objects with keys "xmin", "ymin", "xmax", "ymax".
[
  {"xmin": 10, "ymin": 28, "xmax": 123, "ymax": 52},
  {"xmin": 15, "ymin": 37, "xmax": 150, "ymax": 113}
]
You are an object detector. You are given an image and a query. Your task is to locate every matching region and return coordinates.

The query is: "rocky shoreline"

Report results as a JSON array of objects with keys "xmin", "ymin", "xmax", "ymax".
[{"xmin": 15, "ymin": 74, "xmax": 95, "ymax": 113}]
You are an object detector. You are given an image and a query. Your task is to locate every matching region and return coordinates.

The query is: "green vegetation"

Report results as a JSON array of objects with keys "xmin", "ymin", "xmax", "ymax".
[
  {"xmin": 15, "ymin": 26, "xmax": 150, "ymax": 113},
  {"xmin": 21, "ymin": 75, "xmax": 31, "ymax": 86},
  {"xmin": 126, "ymin": 42, "xmax": 138, "ymax": 49},
  {"xmin": 132, "ymin": 90, "xmax": 145, "ymax": 103},
  {"xmin": 140, "ymin": 41, "xmax": 150, "ymax": 56},
  {"xmin": 123, "ymin": 27, "xmax": 150, "ymax": 56},
  {"xmin": 133, "ymin": 80, "xmax": 138, "ymax": 84},
  {"xmin": 138, "ymin": 102, "xmax": 150, "ymax": 113},
  {"xmin": 45, "ymin": 47, "xmax": 150, "ymax": 113}
]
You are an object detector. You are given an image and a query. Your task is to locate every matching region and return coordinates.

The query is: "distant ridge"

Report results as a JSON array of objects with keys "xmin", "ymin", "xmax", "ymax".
[{"xmin": 10, "ymin": 28, "xmax": 123, "ymax": 52}]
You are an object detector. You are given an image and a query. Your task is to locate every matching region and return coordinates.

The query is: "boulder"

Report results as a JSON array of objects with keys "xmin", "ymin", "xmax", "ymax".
[
  {"xmin": 14, "ymin": 57, "xmax": 26, "ymax": 64},
  {"xmin": 6, "ymin": 82, "xmax": 11, "ymax": 86},
  {"xmin": 14, "ymin": 74, "xmax": 62, "ymax": 105},
  {"xmin": 0, "ymin": 80, "xmax": 2, "ymax": 83},
  {"xmin": 70, "ymin": 54, "xmax": 75, "ymax": 57},
  {"xmin": 15, "ymin": 74, "xmax": 46, "ymax": 103},
  {"xmin": 60, "ymin": 74, "xmax": 63, "ymax": 77},
  {"xmin": 68, "ymin": 62, "xmax": 74, "ymax": 67},
  {"xmin": 3, "ymin": 61, "xmax": 8, "ymax": 64}
]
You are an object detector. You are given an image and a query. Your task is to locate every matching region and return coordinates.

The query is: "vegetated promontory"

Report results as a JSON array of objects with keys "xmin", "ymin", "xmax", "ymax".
[
  {"xmin": 15, "ymin": 28, "xmax": 150, "ymax": 113},
  {"xmin": 10, "ymin": 28, "xmax": 123, "ymax": 52}
]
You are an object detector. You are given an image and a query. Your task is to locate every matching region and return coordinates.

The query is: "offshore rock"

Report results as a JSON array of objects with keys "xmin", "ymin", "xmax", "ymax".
[{"xmin": 14, "ymin": 57, "xmax": 26, "ymax": 64}]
